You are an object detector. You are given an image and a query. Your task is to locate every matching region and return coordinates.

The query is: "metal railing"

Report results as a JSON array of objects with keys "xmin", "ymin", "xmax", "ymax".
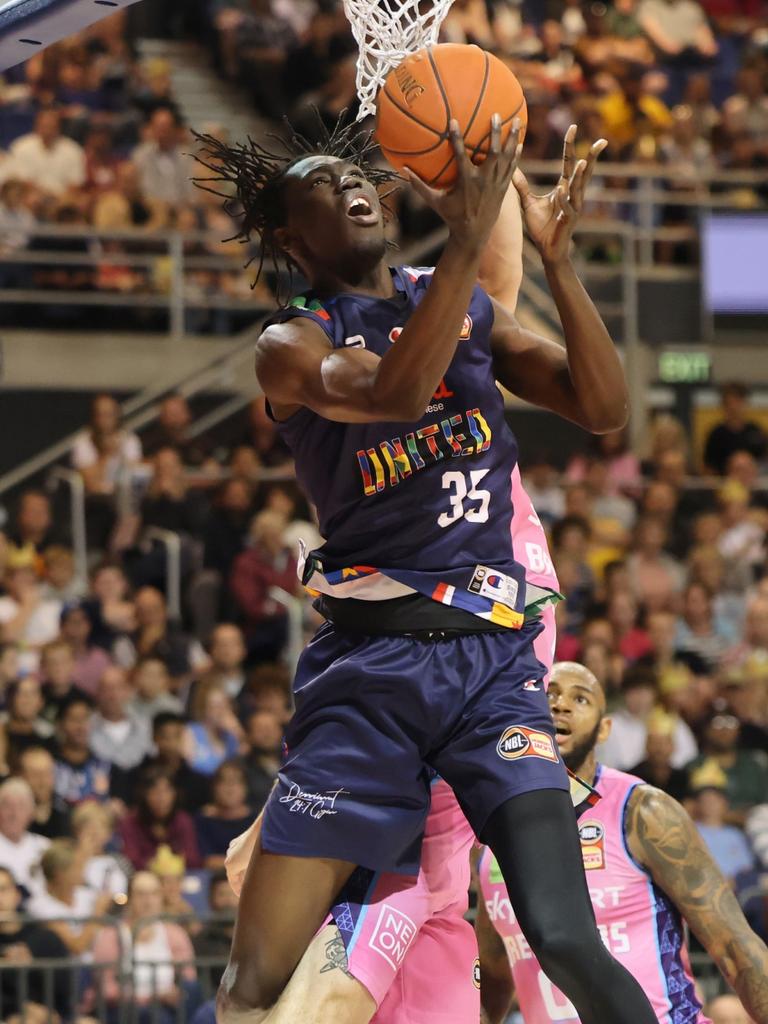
[
  {"xmin": 47, "ymin": 467, "xmax": 88, "ymax": 585},
  {"xmin": 0, "ymin": 224, "xmax": 270, "ymax": 339},
  {"xmin": 0, "ymin": 910, "xmax": 739, "ymax": 1023},
  {"xmin": 0, "ymin": 320, "xmax": 263, "ymax": 500},
  {"xmin": 0, "ymin": 911, "xmax": 232, "ymax": 1023}
]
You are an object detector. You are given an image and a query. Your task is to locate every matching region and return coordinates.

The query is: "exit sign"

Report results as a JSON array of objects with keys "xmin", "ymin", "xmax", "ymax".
[{"xmin": 658, "ymin": 351, "xmax": 712, "ymax": 384}]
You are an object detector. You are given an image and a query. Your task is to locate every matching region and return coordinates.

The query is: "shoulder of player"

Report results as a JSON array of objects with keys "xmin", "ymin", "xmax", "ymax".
[
  {"xmin": 254, "ymin": 318, "xmax": 334, "ymax": 401},
  {"xmin": 256, "ymin": 317, "xmax": 332, "ymax": 365},
  {"xmin": 624, "ymin": 783, "xmax": 693, "ymax": 867}
]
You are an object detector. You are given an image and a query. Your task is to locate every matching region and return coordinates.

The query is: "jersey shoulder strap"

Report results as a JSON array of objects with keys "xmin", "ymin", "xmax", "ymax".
[{"xmin": 263, "ymin": 294, "xmax": 335, "ymax": 342}]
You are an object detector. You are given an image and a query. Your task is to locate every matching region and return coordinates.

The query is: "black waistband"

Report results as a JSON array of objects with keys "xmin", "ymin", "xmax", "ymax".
[{"xmin": 314, "ymin": 592, "xmax": 510, "ymax": 639}]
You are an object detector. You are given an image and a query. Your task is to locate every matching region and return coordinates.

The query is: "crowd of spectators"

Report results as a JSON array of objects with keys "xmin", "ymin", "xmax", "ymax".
[
  {"xmin": 210, "ymin": 0, "xmax": 768, "ymax": 181},
  {"xmin": 0, "ymin": 0, "xmax": 766, "ymax": 332},
  {"xmin": 0, "ymin": 375, "xmax": 767, "ymax": 1017},
  {"xmin": 0, "ymin": 11, "xmax": 269, "ymax": 332}
]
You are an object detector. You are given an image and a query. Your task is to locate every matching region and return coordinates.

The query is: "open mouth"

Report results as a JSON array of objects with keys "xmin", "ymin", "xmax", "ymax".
[
  {"xmin": 345, "ymin": 193, "xmax": 379, "ymax": 225},
  {"xmin": 554, "ymin": 723, "xmax": 571, "ymax": 745}
]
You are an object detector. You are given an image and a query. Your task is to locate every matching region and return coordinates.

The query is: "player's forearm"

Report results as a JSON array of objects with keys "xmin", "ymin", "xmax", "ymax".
[
  {"xmin": 478, "ymin": 184, "xmax": 523, "ymax": 310},
  {"xmin": 543, "ymin": 257, "xmax": 628, "ymax": 433},
  {"xmin": 375, "ymin": 238, "xmax": 481, "ymax": 419},
  {"xmin": 715, "ymin": 932, "xmax": 768, "ymax": 1024}
]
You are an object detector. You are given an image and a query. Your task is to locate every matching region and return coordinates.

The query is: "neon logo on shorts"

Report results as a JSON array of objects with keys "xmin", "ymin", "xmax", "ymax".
[
  {"xmin": 368, "ymin": 904, "xmax": 417, "ymax": 969},
  {"xmin": 496, "ymin": 726, "xmax": 558, "ymax": 762}
]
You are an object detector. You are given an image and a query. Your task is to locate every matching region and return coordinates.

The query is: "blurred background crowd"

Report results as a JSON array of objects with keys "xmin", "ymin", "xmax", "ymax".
[
  {"xmin": 0, "ymin": 0, "xmax": 766, "ymax": 330},
  {"xmin": 0, "ymin": 375, "xmax": 768, "ymax": 1020}
]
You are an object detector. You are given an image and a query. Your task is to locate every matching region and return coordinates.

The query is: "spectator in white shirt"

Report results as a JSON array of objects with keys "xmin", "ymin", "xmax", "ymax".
[
  {"xmin": 90, "ymin": 666, "xmax": 151, "ymax": 771},
  {"xmin": 26, "ymin": 839, "xmax": 112, "ymax": 957},
  {"xmin": 596, "ymin": 664, "xmax": 698, "ymax": 770},
  {"xmin": 0, "ymin": 777, "xmax": 49, "ymax": 894},
  {"xmin": 132, "ymin": 108, "xmax": 193, "ymax": 205},
  {"xmin": 5, "ymin": 110, "xmax": 86, "ymax": 196},
  {"xmin": 0, "ymin": 551, "xmax": 62, "ymax": 672},
  {"xmin": 71, "ymin": 801, "xmax": 129, "ymax": 897},
  {"xmin": 71, "ymin": 393, "xmax": 142, "ymax": 497}
]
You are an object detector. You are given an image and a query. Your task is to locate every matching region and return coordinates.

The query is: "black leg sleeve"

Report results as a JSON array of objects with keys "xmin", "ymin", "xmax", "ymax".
[{"xmin": 481, "ymin": 788, "xmax": 657, "ymax": 1024}]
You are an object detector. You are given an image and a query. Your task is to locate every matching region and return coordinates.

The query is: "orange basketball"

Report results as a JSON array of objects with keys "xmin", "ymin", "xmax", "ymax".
[{"xmin": 375, "ymin": 43, "xmax": 527, "ymax": 189}]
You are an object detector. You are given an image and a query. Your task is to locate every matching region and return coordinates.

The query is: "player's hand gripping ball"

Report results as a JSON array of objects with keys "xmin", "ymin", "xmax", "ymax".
[{"xmin": 375, "ymin": 43, "xmax": 528, "ymax": 188}]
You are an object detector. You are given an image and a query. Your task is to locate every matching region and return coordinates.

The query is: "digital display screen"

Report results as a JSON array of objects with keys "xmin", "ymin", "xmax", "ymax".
[{"xmin": 702, "ymin": 214, "xmax": 768, "ymax": 314}]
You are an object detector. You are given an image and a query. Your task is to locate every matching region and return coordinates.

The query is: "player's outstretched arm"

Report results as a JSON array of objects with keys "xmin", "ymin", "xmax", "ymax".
[
  {"xmin": 489, "ymin": 126, "xmax": 629, "ymax": 435},
  {"xmin": 627, "ymin": 786, "xmax": 768, "ymax": 1024},
  {"xmin": 256, "ymin": 117, "xmax": 522, "ymax": 425},
  {"xmin": 475, "ymin": 893, "xmax": 514, "ymax": 1024}
]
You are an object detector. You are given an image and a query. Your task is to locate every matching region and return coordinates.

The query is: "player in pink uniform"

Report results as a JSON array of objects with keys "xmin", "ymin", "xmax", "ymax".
[
  {"xmin": 477, "ymin": 662, "xmax": 768, "ymax": 1024},
  {"xmin": 341, "ymin": 462, "xmax": 561, "ymax": 1023}
]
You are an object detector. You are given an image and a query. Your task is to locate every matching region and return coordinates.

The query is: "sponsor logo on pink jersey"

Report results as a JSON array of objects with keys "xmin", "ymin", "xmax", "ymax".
[{"xmin": 368, "ymin": 904, "xmax": 418, "ymax": 969}]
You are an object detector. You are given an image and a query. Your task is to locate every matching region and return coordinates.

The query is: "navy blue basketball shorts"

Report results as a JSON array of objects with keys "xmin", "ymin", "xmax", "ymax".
[{"xmin": 260, "ymin": 619, "xmax": 568, "ymax": 874}]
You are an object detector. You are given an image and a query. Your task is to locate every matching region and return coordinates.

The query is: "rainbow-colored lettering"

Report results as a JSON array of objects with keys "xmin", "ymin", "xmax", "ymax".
[{"xmin": 357, "ymin": 407, "xmax": 492, "ymax": 497}]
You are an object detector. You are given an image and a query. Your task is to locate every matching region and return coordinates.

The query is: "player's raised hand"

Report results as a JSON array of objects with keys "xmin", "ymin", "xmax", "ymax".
[
  {"xmin": 404, "ymin": 114, "xmax": 522, "ymax": 255},
  {"xmin": 514, "ymin": 124, "xmax": 607, "ymax": 266}
]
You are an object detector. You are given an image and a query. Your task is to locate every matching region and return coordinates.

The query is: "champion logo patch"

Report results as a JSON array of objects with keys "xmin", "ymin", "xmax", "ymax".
[
  {"xmin": 497, "ymin": 726, "xmax": 558, "ymax": 762},
  {"xmin": 469, "ymin": 565, "xmax": 519, "ymax": 608},
  {"xmin": 522, "ymin": 680, "xmax": 541, "ymax": 692}
]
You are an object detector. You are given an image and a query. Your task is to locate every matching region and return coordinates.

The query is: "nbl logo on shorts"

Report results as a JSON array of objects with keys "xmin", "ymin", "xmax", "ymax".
[{"xmin": 496, "ymin": 726, "xmax": 558, "ymax": 763}]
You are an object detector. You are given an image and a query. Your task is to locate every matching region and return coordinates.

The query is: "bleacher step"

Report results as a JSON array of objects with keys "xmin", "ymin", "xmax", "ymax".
[{"xmin": 136, "ymin": 38, "xmax": 268, "ymax": 143}]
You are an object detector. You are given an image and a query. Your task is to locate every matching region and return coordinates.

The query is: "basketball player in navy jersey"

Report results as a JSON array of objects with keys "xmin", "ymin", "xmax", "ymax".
[{"xmin": 197, "ymin": 117, "xmax": 656, "ymax": 1024}]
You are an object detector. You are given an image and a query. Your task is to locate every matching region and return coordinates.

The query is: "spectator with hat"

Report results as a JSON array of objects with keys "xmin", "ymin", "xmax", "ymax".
[
  {"xmin": 0, "ymin": 550, "xmax": 62, "ymax": 670},
  {"xmin": 690, "ymin": 761, "xmax": 755, "ymax": 882},
  {"xmin": 628, "ymin": 707, "xmax": 691, "ymax": 801},
  {"xmin": 597, "ymin": 663, "xmax": 697, "ymax": 770},
  {"xmin": 119, "ymin": 765, "xmax": 200, "ymax": 870},
  {"xmin": 685, "ymin": 711, "xmax": 768, "ymax": 824},
  {"xmin": 148, "ymin": 845, "xmax": 196, "ymax": 924}
]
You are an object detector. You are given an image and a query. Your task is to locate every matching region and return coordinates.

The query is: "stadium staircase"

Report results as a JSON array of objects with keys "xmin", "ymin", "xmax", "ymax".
[{"xmin": 137, "ymin": 38, "xmax": 269, "ymax": 143}]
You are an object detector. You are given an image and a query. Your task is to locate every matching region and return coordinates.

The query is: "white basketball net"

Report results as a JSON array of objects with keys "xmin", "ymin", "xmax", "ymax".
[{"xmin": 343, "ymin": 0, "xmax": 455, "ymax": 120}]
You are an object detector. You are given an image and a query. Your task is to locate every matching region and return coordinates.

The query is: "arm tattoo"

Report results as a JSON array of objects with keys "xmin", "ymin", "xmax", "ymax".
[
  {"xmin": 319, "ymin": 932, "xmax": 353, "ymax": 979},
  {"xmin": 627, "ymin": 786, "xmax": 768, "ymax": 1024}
]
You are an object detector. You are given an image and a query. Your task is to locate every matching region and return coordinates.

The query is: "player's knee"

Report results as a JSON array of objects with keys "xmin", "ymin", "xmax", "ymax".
[
  {"xmin": 524, "ymin": 918, "xmax": 607, "ymax": 985},
  {"xmin": 217, "ymin": 959, "xmax": 284, "ymax": 1018}
]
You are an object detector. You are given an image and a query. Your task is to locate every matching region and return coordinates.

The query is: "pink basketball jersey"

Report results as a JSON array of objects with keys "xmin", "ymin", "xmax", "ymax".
[
  {"xmin": 510, "ymin": 465, "xmax": 559, "ymax": 595},
  {"xmin": 479, "ymin": 765, "xmax": 711, "ymax": 1024}
]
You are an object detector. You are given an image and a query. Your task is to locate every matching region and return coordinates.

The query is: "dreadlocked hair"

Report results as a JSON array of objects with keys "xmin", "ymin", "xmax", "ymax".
[{"xmin": 191, "ymin": 112, "xmax": 400, "ymax": 304}]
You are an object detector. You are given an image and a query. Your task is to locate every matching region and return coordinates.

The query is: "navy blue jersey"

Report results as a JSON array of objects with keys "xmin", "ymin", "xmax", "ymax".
[{"xmin": 265, "ymin": 266, "xmax": 528, "ymax": 627}]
